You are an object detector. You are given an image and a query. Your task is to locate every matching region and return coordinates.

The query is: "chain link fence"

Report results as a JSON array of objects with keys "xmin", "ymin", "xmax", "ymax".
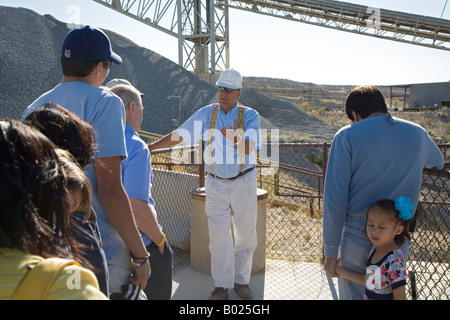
[
  {"xmin": 408, "ymin": 168, "xmax": 450, "ymax": 300},
  {"xmin": 146, "ymin": 138, "xmax": 449, "ymax": 300}
]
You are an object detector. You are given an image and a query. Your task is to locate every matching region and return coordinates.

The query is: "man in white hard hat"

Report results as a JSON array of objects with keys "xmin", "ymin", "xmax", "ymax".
[{"xmin": 148, "ymin": 69, "xmax": 261, "ymax": 300}]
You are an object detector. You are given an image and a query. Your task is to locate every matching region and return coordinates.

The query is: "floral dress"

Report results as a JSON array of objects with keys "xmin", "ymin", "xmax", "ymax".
[{"xmin": 364, "ymin": 246, "xmax": 407, "ymax": 300}]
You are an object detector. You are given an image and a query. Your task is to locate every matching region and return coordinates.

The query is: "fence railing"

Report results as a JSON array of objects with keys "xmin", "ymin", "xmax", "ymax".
[
  {"xmin": 408, "ymin": 168, "xmax": 450, "ymax": 300},
  {"xmin": 146, "ymin": 139, "xmax": 449, "ymax": 300}
]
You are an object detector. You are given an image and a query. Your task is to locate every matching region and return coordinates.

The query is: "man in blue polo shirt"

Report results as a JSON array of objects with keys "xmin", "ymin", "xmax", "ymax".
[
  {"xmin": 148, "ymin": 69, "xmax": 261, "ymax": 300},
  {"xmin": 108, "ymin": 81, "xmax": 173, "ymax": 300}
]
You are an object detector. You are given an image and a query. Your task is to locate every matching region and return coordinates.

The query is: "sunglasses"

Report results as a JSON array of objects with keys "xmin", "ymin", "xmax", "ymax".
[{"xmin": 218, "ymin": 87, "xmax": 239, "ymax": 93}]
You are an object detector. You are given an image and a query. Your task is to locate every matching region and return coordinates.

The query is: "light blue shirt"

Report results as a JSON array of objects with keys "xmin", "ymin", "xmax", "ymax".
[
  {"xmin": 323, "ymin": 114, "xmax": 444, "ymax": 257},
  {"xmin": 176, "ymin": 103, "xmax": 261, "ymax": 178},
  {"xmin": 22, "ymin": 81, "xmax": 128, "ymax": 258},
  {"xmin": 122, "ymin": 124, "xmax": 156, "ymax": 247}
]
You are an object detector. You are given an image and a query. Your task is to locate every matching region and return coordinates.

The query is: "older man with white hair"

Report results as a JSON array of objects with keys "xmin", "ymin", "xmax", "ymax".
[{"xmin": 106, "ymin": 80, "xmax": 173, "ymax": 300}]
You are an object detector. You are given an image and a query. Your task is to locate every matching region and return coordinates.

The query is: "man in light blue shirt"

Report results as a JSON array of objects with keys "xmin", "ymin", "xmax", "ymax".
[
  {"xmin": 108, "ymin": 81, "xmax": 173, "ymax": 300},
  {"xmin": 21, "ymin": 26, "xmax": 150, "ymax": 297},
  {"xmin": 323, "ymin": 85, "xmax": 444, "ymax": 300},
  {"xmin": 148, "ymin": 69, "xmax": 261, "ymax": 300}
]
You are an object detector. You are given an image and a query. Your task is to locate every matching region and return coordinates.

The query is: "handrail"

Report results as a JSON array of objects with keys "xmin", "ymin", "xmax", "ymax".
[
  {"xmin": 422, "ymin": 167, "xmax": 450, "ymax": 179},
  {"xmin": 139, "ymin": 130, "xmax": 163, "ymax": 141},
  {"xmin": 150, "ymin": 144, "xmax": 200, "ymax": 155}
]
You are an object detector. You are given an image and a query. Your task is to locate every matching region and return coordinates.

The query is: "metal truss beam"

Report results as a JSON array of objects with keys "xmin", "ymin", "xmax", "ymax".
[
  {"xmin": 227, "ymin": 0, "xmax": 450, "ymax": 51},
  {"xmin": 93, "ymin": 0, "xmax": 450, "ymax": 83}
]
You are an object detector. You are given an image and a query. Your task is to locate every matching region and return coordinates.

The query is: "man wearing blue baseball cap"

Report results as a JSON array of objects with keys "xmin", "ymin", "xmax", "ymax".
[
  {"xmin": 61, "ymin": 25, "xmax": 122, "ymax": 64},
  {"xmin": 22, "ymin": 25, "xmax": 151, "ymax": 299}
]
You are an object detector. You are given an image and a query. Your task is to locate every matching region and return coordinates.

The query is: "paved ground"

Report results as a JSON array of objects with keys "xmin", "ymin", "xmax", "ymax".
[{"xmin": 171, "ymin": 259, "xmax": 339, "ymax": 300}]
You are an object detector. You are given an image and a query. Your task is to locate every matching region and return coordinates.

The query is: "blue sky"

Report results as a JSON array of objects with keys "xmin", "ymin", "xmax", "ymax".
[{"xmin": 1, "ymin": 0, "xmax": 450, "ymax": 85}]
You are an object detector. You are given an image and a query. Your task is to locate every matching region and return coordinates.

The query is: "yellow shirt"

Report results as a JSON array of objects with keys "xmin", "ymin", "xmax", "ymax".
[{"xmin": 0, "ymin": 248, "xmax": 108, "ymax": 300}]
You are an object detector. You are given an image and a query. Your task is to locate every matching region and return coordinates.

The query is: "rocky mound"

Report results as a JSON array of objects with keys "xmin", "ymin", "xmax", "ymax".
[{"xmin": 0, "ymin": 5, "xmax": 336, "ymax": 142}]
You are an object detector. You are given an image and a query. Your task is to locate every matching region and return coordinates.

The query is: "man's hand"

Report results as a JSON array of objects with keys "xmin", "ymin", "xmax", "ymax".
[
  {"xmin": 130, "ymin": 260, "xmax": 151, "ymax": 290},
  {"xmin": 324, "ymin": 256, "xmax": 339, "ymax": 278},
  {"xmin": 220, "ymin": 120, "xmax": 243, "ymax": 145}
]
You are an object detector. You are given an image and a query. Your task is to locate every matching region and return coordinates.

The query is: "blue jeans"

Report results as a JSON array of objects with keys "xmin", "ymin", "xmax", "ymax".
[
  {"xmin": 338, "ymin": 222, "xmax": 372, "ymax": 300},
  {"xmin": 72, "ymin": 211, "xmax": 109, "ymax": 297}
]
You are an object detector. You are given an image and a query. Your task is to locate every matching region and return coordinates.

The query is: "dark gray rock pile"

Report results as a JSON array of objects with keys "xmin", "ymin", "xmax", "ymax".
[{"xmin": 0, "ymin": 5, "xmax": 336, "ymax": 142}]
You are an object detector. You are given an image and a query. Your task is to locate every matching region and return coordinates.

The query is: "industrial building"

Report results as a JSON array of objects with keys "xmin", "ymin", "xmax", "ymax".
[{"xmin": 387, "ymin": 81, "xmax": 450, "ymax": 109}]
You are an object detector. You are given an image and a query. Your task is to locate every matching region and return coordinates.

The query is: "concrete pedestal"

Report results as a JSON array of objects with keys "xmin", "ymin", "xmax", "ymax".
[{"xmin": 190, "ymin": 187, "xmax": 267, "ymax": 275}]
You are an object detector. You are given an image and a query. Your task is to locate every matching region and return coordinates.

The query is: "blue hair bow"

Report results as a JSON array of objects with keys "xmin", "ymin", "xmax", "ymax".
[{"xmin": 394, "ymin": 196, "xmax": 414, "ymax": 221}]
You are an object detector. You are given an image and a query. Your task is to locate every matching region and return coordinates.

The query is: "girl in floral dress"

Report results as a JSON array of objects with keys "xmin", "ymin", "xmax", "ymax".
[{"xmin": 336, "ymin": 197, "xmax": 414, "ymax": 300}]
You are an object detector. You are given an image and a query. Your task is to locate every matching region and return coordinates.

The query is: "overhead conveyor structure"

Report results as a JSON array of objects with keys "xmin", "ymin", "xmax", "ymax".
[
  {"xmin": 231, "ymin": 0, "xmax": 450, "ymax": 50},
  {"xmin": 93, "ymin": 0, "xmax": 450, "ymax": 83}
]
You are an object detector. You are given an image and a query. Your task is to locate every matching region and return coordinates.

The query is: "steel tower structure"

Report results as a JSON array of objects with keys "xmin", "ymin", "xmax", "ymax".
[
  {"xmin": 93, "ymin": 0, "xmax": 229, "ymax": 84},
  {"xmin": 93, "ymin": 0, "xmax": 450, "ymax": 84}
]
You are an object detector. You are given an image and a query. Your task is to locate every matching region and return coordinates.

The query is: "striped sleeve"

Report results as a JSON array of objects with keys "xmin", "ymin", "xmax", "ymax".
[
  {"xmin": 0, "ymin": 249, "xmax": 107, "ymax": 300},
  {"xmin": 46, "ymin": 264, "xmax": 108, "ymax": 300}
]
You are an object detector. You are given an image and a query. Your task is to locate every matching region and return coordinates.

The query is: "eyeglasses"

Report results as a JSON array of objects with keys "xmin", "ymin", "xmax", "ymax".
[
  {"xmin": 218, "ymin": 87, "xmax": 239, "ymax": 93},
  {"xmin": 102, "ymin": 59, "xmax": 112, "ymax": 68}
]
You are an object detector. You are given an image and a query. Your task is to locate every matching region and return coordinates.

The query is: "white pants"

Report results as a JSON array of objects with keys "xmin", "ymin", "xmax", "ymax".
[{"xmin": 205, "ymin": 169, "xmax": 258, "ymax": 288}]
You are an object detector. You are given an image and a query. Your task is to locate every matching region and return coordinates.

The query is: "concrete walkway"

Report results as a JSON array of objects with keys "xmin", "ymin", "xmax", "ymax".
[{"xmin": 171, "ymin": 259, "xmax": 339, "ymax": 300}]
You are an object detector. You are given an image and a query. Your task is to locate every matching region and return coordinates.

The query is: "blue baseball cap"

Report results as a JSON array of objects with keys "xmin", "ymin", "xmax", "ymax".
[{"xmin": 61, "ymin": 25, "xmax": 122, "ymax": 64}]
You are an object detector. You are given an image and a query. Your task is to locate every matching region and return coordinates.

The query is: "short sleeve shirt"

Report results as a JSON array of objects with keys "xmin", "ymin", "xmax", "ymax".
[
  {"xmin": 22, "ymin": 81, "xmax": 128, "ymax": 257},
  {"xmin": 364, "ymin": 247, "xmax": 407, "ymax": 300},
  {"xmin": 0, "ymin": 248, "xmax": 107, "ymax": 300},
  {"xmin": 122, "ymin": 124, "xmax": 155, "ymax": 246}
]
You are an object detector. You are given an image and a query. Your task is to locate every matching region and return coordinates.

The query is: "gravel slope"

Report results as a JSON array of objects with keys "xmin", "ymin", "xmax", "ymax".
[{"xmin": 0, "ymin": 6, "xmax": 336, "ymax": 142}]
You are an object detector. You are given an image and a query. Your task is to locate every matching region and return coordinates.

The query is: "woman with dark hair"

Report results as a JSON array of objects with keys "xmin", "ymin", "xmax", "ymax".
[
  {"xmin": 24, "ymin": 102, "xmax": 96, "ymax": 169},
  {"xmin": 24, "ymin": 104, "xmax": 109, "ymax": 296},
  {"xmin": 0, "ymin": 119, "xmax": 106, "ymax": 299}
]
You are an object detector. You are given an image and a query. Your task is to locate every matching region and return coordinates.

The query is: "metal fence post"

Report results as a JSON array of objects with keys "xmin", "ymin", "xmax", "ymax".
[{"xmin": 199, "ymin": 139, "xmax": 205, "ymax": 187}]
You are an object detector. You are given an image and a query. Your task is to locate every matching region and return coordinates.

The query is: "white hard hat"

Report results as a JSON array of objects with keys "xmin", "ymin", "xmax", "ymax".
[{"xmin": 216, "ymin": 69, "xmax": 242, "ymax": 89}]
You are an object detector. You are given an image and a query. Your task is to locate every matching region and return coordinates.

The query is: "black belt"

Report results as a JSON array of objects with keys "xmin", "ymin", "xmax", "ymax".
[{"xmin": 207, "ymin": 167, "xmax": 255, "ymax": 181}]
